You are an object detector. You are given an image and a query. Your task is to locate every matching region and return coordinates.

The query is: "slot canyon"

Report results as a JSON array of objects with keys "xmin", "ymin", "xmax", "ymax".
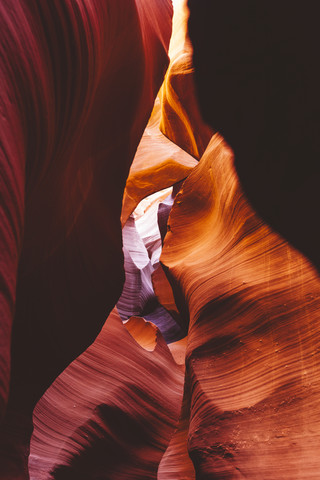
[{"xmin": 1, "ymin": 0, "xmax": 320, "ymax": 479}]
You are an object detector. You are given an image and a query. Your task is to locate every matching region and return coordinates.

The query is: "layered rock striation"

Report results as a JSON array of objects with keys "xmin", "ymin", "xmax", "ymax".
[
  {"xmin": 1, "ymin": 0, "xmax": 320, "ymax": 479},
  {"xmin": 0, "ymin": 0, "xmax": 173, "ymax": 477},
  {"xmin": 161, "ymin": 134, "xmax": 320, "ymax": 479}
]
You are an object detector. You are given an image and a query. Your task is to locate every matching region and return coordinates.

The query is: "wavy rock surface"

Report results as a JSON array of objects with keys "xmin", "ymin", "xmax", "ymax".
[
  {"xmin": 161, "ymin": 134, "xmax": 320, "ymax": 478},
  {"xmin": 0, "ymin": 0, "xmax": 172, "ymax": 477},
  {"xmin": 158, "ymin": 373, "xmax": 195, "ymax": 480},
  {"xmin": 4, "ymin": 0, "xmax": 319, "ymax": 478},
  {"xmin": 152, "ymin": 263, "xmax": 185, "ymax": 336},
  {"xmin": 29, "ymin": 309, "xmax": 184, "ymax": 479},
  {"xmin": 121, "ymin": 98, "xmax": 196, "ymax": 226}
]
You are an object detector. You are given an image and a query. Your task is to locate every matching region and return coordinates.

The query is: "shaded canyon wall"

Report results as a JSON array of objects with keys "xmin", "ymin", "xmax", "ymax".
[{"xmin": 1, "ymin": 0, "xmax": 320, "ymax": 479}]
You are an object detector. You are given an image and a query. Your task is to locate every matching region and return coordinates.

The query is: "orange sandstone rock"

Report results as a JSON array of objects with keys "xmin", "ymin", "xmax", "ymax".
[
  {"xmin": 121, "ymin": 98, "xmax": 197, "ymax": 227},
  {"xmin": 162, "ymin": 134, "xmax": 320, "ymax": 479},
  {"xmin": 160, "ymin": 0, "xmax": 213, "ymax": 159}
]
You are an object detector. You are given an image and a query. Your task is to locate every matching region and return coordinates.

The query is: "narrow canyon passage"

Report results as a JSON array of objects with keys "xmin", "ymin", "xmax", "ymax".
[{"xmin": 1, "ymin": 0, "xmax": 320, "ymax": 479}]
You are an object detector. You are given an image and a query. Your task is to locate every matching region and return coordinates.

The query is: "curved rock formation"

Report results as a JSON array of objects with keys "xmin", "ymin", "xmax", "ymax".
[
  {"xmin": 118, "ymin": 189, "xmax": 185, "ymax": 343},
  {"xmin": 160, "ymin": 0, "xmax": 213, "ymax": 159},
  {"xmin": 29, "ymin": 309, "xmax": 184, "ymax": 479},
  {"xmin": 121, "ymin": 98, "xmax": 196, "ymax": 227},
  {"xmin": 3, "ymin": 0, "xmax": 320, "ymax": 478},
  {"xmin": 152, "ymin": 263, "xmax": 184, "ymax": 334},
  {"xmin": 119, "ymin": 64, "xmax": 197, "ymax": 342},
  {"xmin": 0, "ymin": 0, "xmax": 172, "ymax": 477},
  {"xmin": 161, "ymin": 134, "xmax": 320, "ymax": 478},
  {"xmin": 188, "ymin": 0, "xmax": 320, "ymax": 272}
]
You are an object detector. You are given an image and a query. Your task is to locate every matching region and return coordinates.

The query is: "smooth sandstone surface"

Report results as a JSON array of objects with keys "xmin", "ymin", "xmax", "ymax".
[
  {"xmin": 121, "ymin": 98, "xmax": 196, "ymax": 227},
  {"xmin": 29, "ymin": 309, "xmax": 184, "ymax": 479},
  {"xmin": 161, "ymin": 134, "xmax": 320, "ymax": 478},
  {"xmin": 1, "ymin": 0, "xmax": 320, "ymax": 478}
]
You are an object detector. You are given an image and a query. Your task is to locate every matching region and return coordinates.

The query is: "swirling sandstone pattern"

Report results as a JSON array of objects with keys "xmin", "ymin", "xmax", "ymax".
[
  {"xmin": 161, "ymin": 134, "xmax": 320, "ymax": 478},
  {"xmin": 158, "ymin": 375, "xmax": 195, "ymax": 480},
  {"xmin": 0, "ymin": 1, "xmax": 172, "ymax": 477},
  {"xmin": 2, "ymin": 0, "xmax": 320, "ymax": 478},
  {"xmin": 29, "ymin": 309, "xmax": 184, "ymax": 479},
  {"xmin": 121, "ymin": 98, "xmax": 196, "ymax": 227}
]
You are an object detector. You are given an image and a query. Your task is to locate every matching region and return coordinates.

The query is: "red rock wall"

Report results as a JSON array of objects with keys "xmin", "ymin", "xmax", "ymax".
[
  {"xmin": 2, "ymin": 0, "xmax": 320, "ymax": 478},
  {"xmin": 30, "ymin": 309, "xmax": 184, "ymax": 479},
  {"xmin": 0, "ymin": 1, "xmax": 172, "ymax": 477}
]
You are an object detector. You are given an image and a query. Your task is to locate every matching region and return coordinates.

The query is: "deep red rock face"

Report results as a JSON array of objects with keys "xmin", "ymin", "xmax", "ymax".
[
  {"xmin": 158, "ymin": 374, "xmax": 195, "ymax": 480},
  {"xmin": 29, "ymin": 309, "xmax": 184, "ymax": 479},
  {"xmin": 0, "ymin": 0, "xmax": 173, "ymax": 477},
  {"xmin": 2, "ymin": 0, "xmax": 320, "ymax": 478}
]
